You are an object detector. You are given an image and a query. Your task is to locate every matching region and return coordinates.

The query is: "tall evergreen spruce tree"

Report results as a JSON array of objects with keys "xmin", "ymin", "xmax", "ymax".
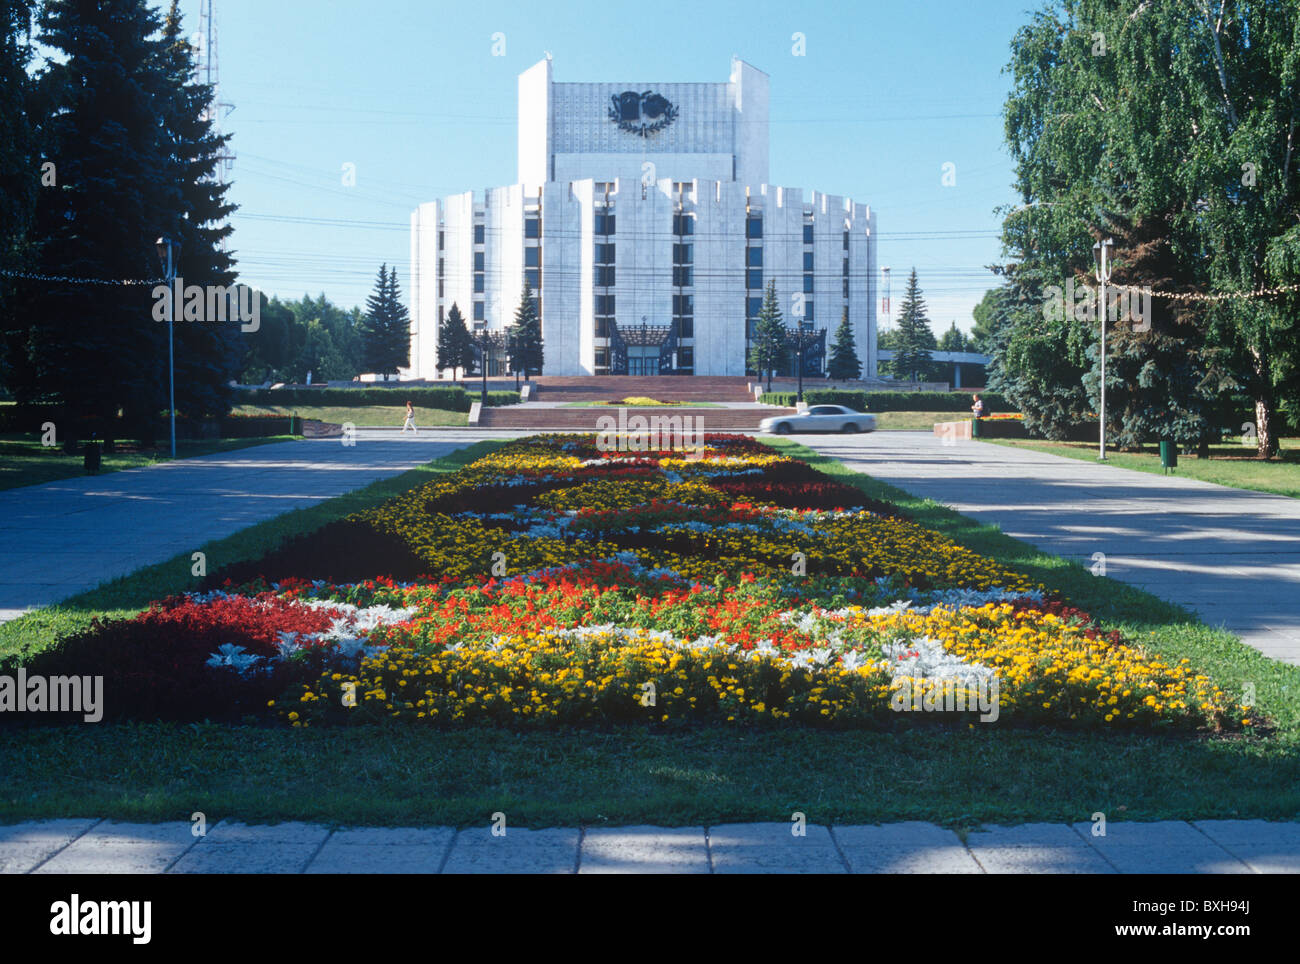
[
  {"xmin": 508, "ymin": 279, "xmax": 543, "ymax": 377},
  {"xmin": 0, "ymin": 0, "xmax": 38, "ymax": 396},
  {"xmin": 361, "ymin": 264, "xmax": 389, "ymax": 376},
  {"xmin": 384, "ymin": 266, "xmax": 411, "ymax": 374},
  {"xmin": 827, "ymin": 306, "xmax": 862, "ymax": 380},
  {"xmin": 888, "ymin": 269, "xmax": 936, "ymax": 383},
  {"xmin": 18, "ymin": 0, "xmax": 171, "ymax": 440},
  {"xmin": 439, "ymin": 301, "xmax": 473, "ymax": 378},
  {"xmin": 749, "ymin": 280, "xmax": 785, "ymax": 391},
  {"xmin": 360, "ymin": 264, "xmax": 409, "ymax": 378}
]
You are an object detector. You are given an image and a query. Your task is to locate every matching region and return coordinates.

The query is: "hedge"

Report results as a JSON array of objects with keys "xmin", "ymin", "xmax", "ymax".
[
  {"xmin": 759, "ymin": 390, "xmax": 1011, "ymax": 412},
  {"xmin": 235, "ymin": 386, "xmax": 520, "ymax": 410}
]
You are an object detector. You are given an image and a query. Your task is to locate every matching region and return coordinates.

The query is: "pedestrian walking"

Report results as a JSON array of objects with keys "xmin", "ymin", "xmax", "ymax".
[{"xmin": 402, "ymin": 400, "xmax": 417, "ymax": 434}]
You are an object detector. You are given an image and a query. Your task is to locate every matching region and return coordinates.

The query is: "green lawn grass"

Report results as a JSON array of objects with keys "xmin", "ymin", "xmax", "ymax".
[
  {"xmin": 2, "ymin": 436, "xmax": 1297, "ymax": 828},
  {"xmin": 871, "ymin": 411, "xmax": 969, "ymax": 432},
  {"xmin": 231, "ymin": 403, "xmax": 468, "ymax": 428},
  {"xmin": 987, "ymin": 436, "xmax": 1300, "ymax": 499},
  {"xmin": 0, "ymin": 434, "xmax": 297, "ymax": 493}
]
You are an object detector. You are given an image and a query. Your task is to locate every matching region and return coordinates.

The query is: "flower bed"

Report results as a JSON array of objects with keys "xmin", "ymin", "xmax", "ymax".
[{"xmin": 21, "ymin": 433, "xmax": 1251, "ymax": 732}]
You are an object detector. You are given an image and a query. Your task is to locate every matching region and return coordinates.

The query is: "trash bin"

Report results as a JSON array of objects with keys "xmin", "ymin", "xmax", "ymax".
[
  {"xmin": 971, "ymin": 417, "xmax": 982, "ymax": 439},
  {"xmin": 83, "ymin": 438, "xmax": 101, "ymax": 475},
  {"xmin": 1159, "ymin": 439, "xmax": 1177, "ymax": 473}
]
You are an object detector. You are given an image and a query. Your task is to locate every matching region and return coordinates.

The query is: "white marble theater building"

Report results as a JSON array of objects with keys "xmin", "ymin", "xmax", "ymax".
[{"xmin": 407, "ymin": 56, "xmax": 877, "ymax": 378}]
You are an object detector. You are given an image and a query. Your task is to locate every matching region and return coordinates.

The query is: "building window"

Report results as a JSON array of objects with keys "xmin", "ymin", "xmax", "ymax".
[
  {"xmin": 596, "ymin": 294, "xmax": 616, "ymax": 315},
  {"xmin": 594, "ymin": 214, "xmax": 616, "ymax": 234},
  {"xmin": 437, "ymin": 258, "xmax": 444, "ymax": 277},
  {"xmin": 438, "ymin": 279, "xmax": 444, "ymax": 298},
  {"xmin": 746, "ymin": 217, "xmax": 763, "ymax": 239},
  {"xmin": 526, "ymin": 268, "xmax": 540, "ymax": 289},
  {"xmin": 803, "ymin": 252, "xmax": 814, "ymax": 271},
  {"xmin": 746, "ymin": 247, "xmax": 763, "ymax": 267},
  {"xmin": 672, "ymin": 266, "xmax": 693, "ymax": 286},
  {"xmin": 594, "ymin": 243, "xmax": 615, "ymax": 264},
  {"xmin": 678, "ymin": 317, "xmax": 694, "ymax": 338},
  {"xmin": 438, "ymin": 230, "xmax": 445, "ymax": 251},
  {"xmin": 525, "ymin": 247, "xmax": 540, "ymax": 267},
  {"xmin": 672, "ymin": 294, "xmax": 693, "ymax": 316},
  {"xmin": 595, "ymin": 182, "xmax": 614, "ymax": 195},
  {"xmin": 474, "ymin": 252, "xmax": 485, "ymax": 271},
  {"xmin": 525, "ymin": 218, "xmax": 540, "ymax": 239},
  {"xmin": 746, "ymin": 318, "xmax": 758, "ymax": 339},
  {"xmin": 595, "ymin": 317, "xmax": 609, "ymax": 338},
  {"xmin": 672, "ymin": 181, "xmax": 691, "ymax": 195},
  {"xmin": 473, "ymin": 224, "xmax": 485, "ymax": 245},
  {"xmin": 596, "ymin": 265, "xmax": 615, "ymax": 286},
  {"xmin": 803, "ymin": 274, "xmax": 814, "ymax": 294},
  {"xmin": 801, "ymin": 301, "xmax": 815, "ymax": 322},
  {"xmin": 746, "ymin": 296, "xmax": 762, "ymax": 318},
  {"xmin": 803, "ymin": 224, "xmax": 813, "ymax": 244},
  {"xmin": 843, "ymin": 231, "xmax": 849, "ymax": 250},
  {"xmin": 843, "ymin": 279, "xmax": 850, "ymax": 298},
  {"xmin": 473, "ymin": 301, "xmax": 484, "ymax": 320},
  {"xmin": 595, "ymin": 347, "xmax": 609, "ymax": 369},
  {"xmin": 843, "ymin": 258, "xmax": 849, "ymax": 277},
  {"xmin": 474, "ymin": 274, "xmax": 485, "ymax": 293},
  {"xmin": 437, "ymin": 305, "xmax": 443, "ymax": 323},
  {"xmin": 746, "ymin": 268, "xmax": 763, "ymax": 289},
  {"xmin": 673, "ymin": 243, "xmax": 693, "ymax": 264},
  {"xmin": 678, "ymin": 346, "xmax": 694, "ymax": 369},
  {"xmin": 673, "ymin": 214, "xmax": 694, "ymax": 235}
]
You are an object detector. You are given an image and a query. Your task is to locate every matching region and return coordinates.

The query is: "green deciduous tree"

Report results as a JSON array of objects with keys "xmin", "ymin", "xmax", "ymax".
[{"xmin": 999, "ymin": 0, "xmax": 1300, "ymax": 457}]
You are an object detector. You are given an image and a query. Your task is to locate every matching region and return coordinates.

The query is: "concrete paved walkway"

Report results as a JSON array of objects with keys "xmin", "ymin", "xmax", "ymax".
[
  {"xmin": 801, "ymin": 432, "xmax": 1300, "ymax": 663},
  {"xmin": 0, "ymin": 431, "xmax": 501, "ymax": 622},
  {"xmin": 2, "ymin": 818, "xmax": 1295, "ymax": 874}
]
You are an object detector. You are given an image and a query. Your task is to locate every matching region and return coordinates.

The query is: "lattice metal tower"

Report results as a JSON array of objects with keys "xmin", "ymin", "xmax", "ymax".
[{"xmin": 193, "ymin": 0, "xmax": 235, "ymax": 185}]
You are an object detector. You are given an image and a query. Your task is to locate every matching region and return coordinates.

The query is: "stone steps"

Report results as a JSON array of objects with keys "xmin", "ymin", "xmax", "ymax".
[{"xmin": 477, "ymin": 406, "xmax": 794, "ymax": 431}]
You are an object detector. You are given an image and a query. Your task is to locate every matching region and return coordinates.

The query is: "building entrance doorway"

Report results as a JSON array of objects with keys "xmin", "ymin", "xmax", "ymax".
[{"xmin": 627, "ymin": 347, "xmax": 658, "ymax": 375}]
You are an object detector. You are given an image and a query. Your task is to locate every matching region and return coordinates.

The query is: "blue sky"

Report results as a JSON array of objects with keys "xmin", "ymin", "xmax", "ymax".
[{"xmin": 171, "ymin": 0, "xmax": 1038, "ymax": 333}]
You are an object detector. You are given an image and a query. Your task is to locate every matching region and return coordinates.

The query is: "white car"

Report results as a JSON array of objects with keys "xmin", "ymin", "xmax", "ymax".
[{"xmin": 760, "ymin": 404, "xmax": 877, "ymax": 434}]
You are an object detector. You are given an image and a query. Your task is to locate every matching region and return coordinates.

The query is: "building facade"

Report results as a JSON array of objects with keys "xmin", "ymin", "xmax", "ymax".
[{"xmin": 408, "ymin": 57, "xmax": 877, "ymax": 378}]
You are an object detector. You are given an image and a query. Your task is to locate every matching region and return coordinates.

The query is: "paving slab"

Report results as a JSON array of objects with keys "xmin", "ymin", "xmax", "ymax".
[
  {"xmin": 306, "ymin": 827, "xmax": 455, "ymax": 874},
  {"xmin": 0, "ymin": 819, "xmax": 99, "ymax": 874},
  {"xmin": 441, "ymin": 827, "xmax": 580, "ymax": 874},
  {"xmin": 802, "ymin": 432, "xmax": 1300, "ymax": 663},
  {"xmin": 578, "ymin": 826, "xmax": 709, "ymax": 874},
  {"xmin": 1192, "ymin": 820, "xmax": 1300, "ymax": 873},
  {"xmin": 833, "ymin": 822, "xmax": 982, "ymax": 874},
  {"xmin": 1071, "ymin": 820, "xmax": 1250, "ymax": 874},
  {"xmin": 708, "ymin": 822, "xmax": 846, "ymax": 874},
  {"xmin": 965, "ymin": 823, "xmax": 1116, "ymax": 874},
  {"xmin": 35, "ymin": 820, "xmax": 196, "ymax": 874},
  {"xmin": 167, "ymin": 820, "xmax": 331, "ymax": 874}
]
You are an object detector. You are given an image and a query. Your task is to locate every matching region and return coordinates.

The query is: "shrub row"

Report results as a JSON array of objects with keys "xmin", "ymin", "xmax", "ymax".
[
  {"xmin": 0, "ymin": 407, "xmax": 297, "ymax": 441},
  {"xmin": 759, "ymin": 390, "xmax": 1010, "ymax": 412},
  {"xmin": 235, "ymin": 386, "xmax": 520, "ymax": 410}
]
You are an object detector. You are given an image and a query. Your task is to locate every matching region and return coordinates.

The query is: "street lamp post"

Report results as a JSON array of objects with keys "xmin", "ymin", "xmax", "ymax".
[
  {"xmin": 155, "ymin": 236, "xmax": 180, "ymax": 458},
  {"xmin": 1092, "ymin": 238, "xmax": 1113, "ymax": 461}
]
